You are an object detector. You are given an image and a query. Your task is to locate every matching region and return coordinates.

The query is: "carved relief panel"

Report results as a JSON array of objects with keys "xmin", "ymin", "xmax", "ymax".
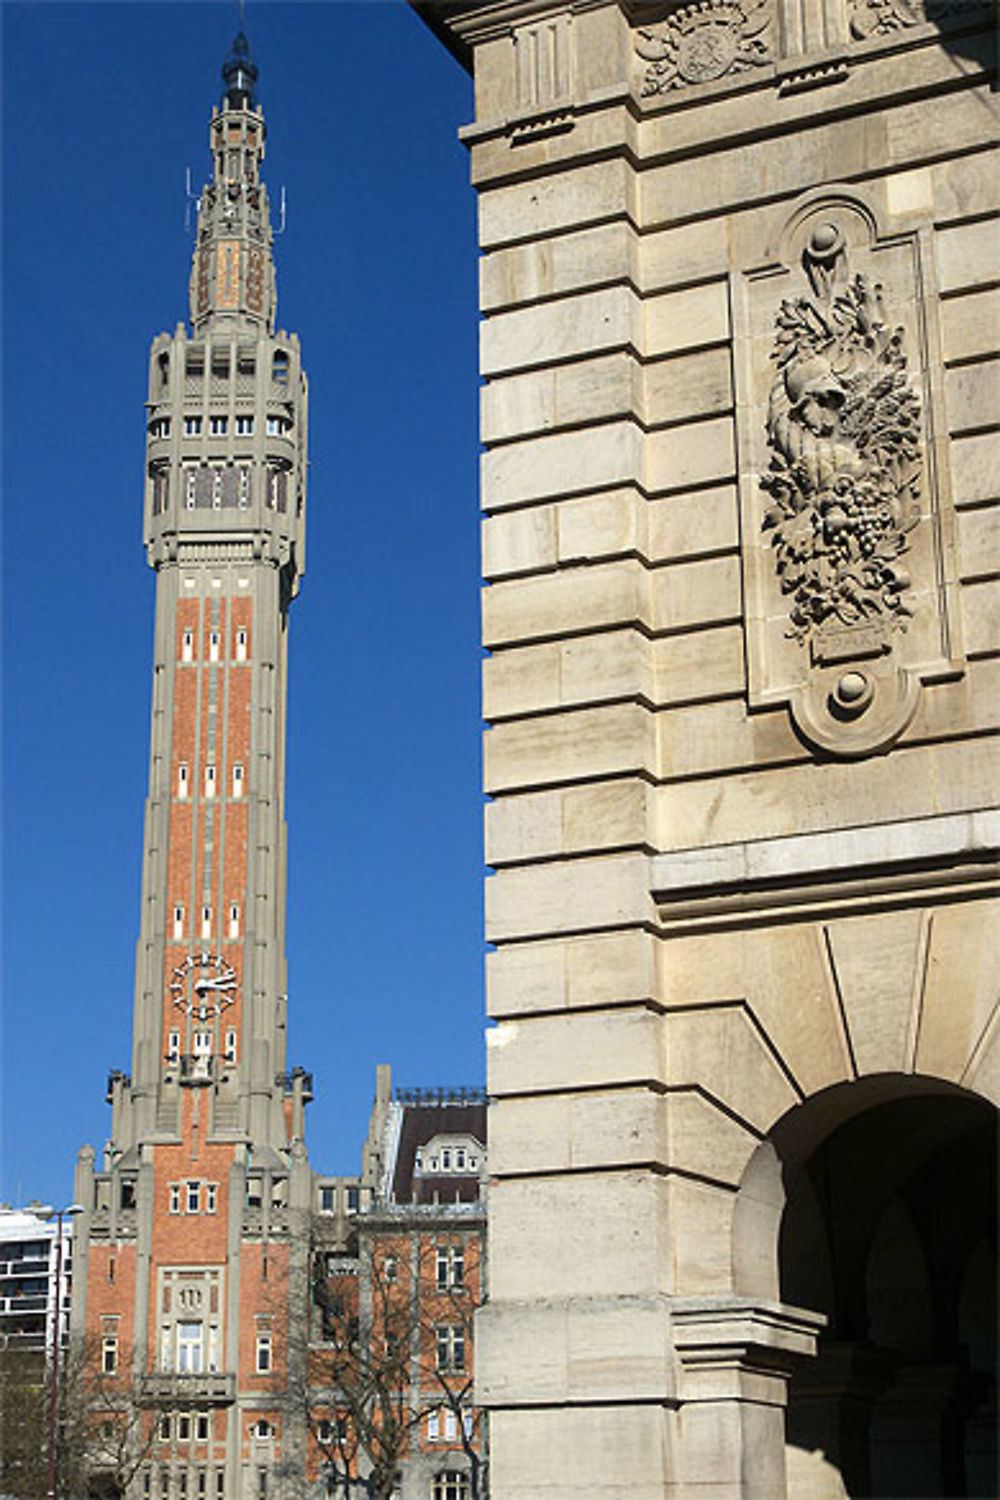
[{"xmin": 733, "ymin": 189, "xmax": 964, "ymax": 756}]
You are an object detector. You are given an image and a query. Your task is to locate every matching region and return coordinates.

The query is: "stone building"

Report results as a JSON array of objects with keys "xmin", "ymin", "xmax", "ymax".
[{"xmin": 416, "ymin": 3, "xmax": 998, "ymax": 1498}]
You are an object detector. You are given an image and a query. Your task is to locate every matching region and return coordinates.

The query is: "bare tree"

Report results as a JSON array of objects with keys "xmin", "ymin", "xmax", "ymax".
[{"xmin": 293, "ymin": 1224, "xmax": 488, "ymax": 1500}]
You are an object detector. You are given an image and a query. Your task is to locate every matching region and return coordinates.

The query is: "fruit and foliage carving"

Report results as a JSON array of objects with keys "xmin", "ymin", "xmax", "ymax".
[{"xmin": 761, "ymin": 223, "xmax": 922, "ymax": 641}]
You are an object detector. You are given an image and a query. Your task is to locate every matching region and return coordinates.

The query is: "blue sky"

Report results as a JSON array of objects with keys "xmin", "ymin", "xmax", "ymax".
[{"xmin": 1, "ymin": 2, "xmax": 482, "ymax": 1208}]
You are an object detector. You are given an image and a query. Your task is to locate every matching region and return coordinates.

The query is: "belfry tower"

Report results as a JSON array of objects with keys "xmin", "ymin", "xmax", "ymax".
[{"xmin": 71, "ymin": 33, "xmax": 312, "ymax": 1497}]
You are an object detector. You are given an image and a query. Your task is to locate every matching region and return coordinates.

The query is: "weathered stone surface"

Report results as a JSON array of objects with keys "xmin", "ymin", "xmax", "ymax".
[{"xmin": 423, "ymin": 3, "xmax": 999, "ymax": 1494}]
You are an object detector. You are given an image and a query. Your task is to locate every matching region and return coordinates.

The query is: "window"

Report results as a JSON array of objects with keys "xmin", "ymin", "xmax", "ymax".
[
  {"xmin": 436, "ymin": 1246, "xmax": 464, "ymax": 1292},
  {"xmin": 442, "ymin": 1150, "xmax": 452, "ymax": 1170},
  {"xmin": 178, "ymin": 763, "xmax": 189, "ymax": 798},
  {"xmin": 319, "ymin": 1187, "xmax": 335, "ymax": 1214},
  {"xmin": 235, "ymin": 416, "xmax": 254, "ymax": 435},
  {"xmin": 209, "ymin": 630, "xmax": 220, "ymax": 662},
  {"xmin": 196, "ymin": 1413, "xmax": 210, "ymax": 1442},
  {"xmin": 257, "ymin": 1469, "xmax": 268, "ymax": 1499},
  {"xmin": 159, "ymin": 1414, "xmax": 171, "ymax": 1442},
  {"xmin": 216, "ymin": 1474, "xmax": 225, "ymax": 1499},
  {"xmin": 150, "ymin": 417, "xmax": 171, "ymax": 439},
  {"xmin": 187, "ymin": 1181, "xmax": 201, "ymax": 1214},
  {"xmin": 201, "ymin": 906, "xmax": 212, "ymax": 940},
  {"xmin": 182, "ymin": 628, "xmax": 194, "ymax": 662},
  {"xmin": 209, "ymin": 416, "xmax": 228, "ymax": 435},
  {"xmin": 236, "ymin": 627, "xmax": 248, "ymax": 662},
  {"xmin": 255, "ymin": 1332, "xmax": 272, "ymax": 1373},
  {"xmin": 177, "ymin": 1321, "xmax": 204, "ymax": 1374},
  {"xmin": 143, "ymin": 1468, "xmax": 151, "ymax": 1499},
  {"xmin": 254, "ymin": 1419, "xmax": 271, "ymax": 1438},
  {"xmin": 456, "ymin": 1149, "xmax": 466, "ymax": 1170},
  {"xmin": 184, "ymin": 416, "xmax": 202, "ymax": 436},
  {"xmin": 317, "ymin": 1417, "xmax": 333, "ymax": 1444},
  {"xmin": 205, "ymin": 1184, "xmax": 217, "ymax": 1214},
  {"xmin": 433, "ymin": 1475, "xmax": 470, "ymax": 1500},
  {"xmin": 228, "ymin": 905, "xmax": 240, "ymax": 940},
  {"xmin": 212, "ymin": 469, "xmax": 223, "ymax": 509},
  {"xmin": 427, "ymin": 1409, "xmax": 439, "ymax": 1441},
  {"xmin": 205, "ymin": 765, "xmax": 216, "ymax": 798},
  {"xmin": 347, "ymin": 1187, "xmax": 360, "ymax": 1212},
  {"xmin": 266, "ymin": 415, "xmax": 282, "ymax": 436},
  {"xmin": 168, "ymin": 1031, "xmax": 181, "ymax": 1063},
  {"xmin": 197, "ymin": 1473, "xmax": 207, "ymax": 1499},
  {"xmin": 170, "ymin": 1184, "xmax": 181, "ymax": 1215},
  {"xmin": 435, "ymin": 1326, "xmax": 465, "ymax": 1374},
  {"xmin": 224, "ymin": 1029, "xmax": 237, "ymax": 1063},
  {"xmin": 177, "ymin": 1413, "xmax": 191, "ymax": 1441},
  {"xmin": 383, "ymin": 1255, "xmax": 398, "ymax": 1284},
  {"xmin": 232, "ymin": 763, "xmax": 244, "ymax": 798},
  {"xmin": 272, "ymin": 351, "xmax": 289, "ymax": 385},
  {"xmin": 179, "ymin": 1475, "xmax": 188, "ymax": 1499},
  {"xmin": 238, "ymin": 468, "xmax": 250, "ymax": 507},
  {"xmin": 186, "ymin": 470, "xmax": 197, "ymax": 509},
  {"xmin": 101, "ymin": 1332, "xmax": 118, "ymax": 1374},
  {"xmin": 173, "ymin": 904, "xmax": 185, "ymax": 939}
]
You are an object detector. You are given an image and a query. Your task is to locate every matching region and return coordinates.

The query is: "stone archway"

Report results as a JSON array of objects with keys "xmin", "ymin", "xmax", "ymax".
[{"xmin": 735, "ymin": 1077, "xmax": 997, "ymax": 1500}]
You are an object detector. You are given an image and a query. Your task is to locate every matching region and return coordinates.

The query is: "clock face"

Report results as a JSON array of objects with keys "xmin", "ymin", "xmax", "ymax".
[{"xmin": 169, "ymin": 952, "xmax": 238, "ymax": 1019}]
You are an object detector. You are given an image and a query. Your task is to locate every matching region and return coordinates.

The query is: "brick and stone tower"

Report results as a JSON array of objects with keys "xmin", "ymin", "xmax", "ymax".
[{"xmin": 71, "ymin": 33, "xmax": 312, "ymax": 1497}]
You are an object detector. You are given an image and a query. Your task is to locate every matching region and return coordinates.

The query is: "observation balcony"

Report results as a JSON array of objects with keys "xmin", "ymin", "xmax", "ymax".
[{"xmin": 137, "ymin": 1371, "xmax": 236, "ymax": 1407}]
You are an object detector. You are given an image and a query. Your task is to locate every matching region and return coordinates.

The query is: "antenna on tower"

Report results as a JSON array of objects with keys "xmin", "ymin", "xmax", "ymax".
[{"xmin": 184, "ymin": 169, "xmax": 202, "ymax": 234}]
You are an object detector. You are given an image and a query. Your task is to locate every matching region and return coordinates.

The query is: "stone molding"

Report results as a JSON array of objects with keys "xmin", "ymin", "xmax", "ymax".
[
  {"xmin": 651, "ymin": 809, "xmax": 999, "ymax": 929},
  {"xmin": 671, "ymin": 1296, "xmax": 826, "ymax": 1397}
]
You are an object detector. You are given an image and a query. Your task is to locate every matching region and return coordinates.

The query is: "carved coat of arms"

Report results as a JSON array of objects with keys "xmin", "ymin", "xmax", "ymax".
[
  {"xmin": 635, "ymin": 0, "xmax": 773, "ymax": 94},
  {"xmin": 760, "ymin": 223, "xmax": 922, "ymax": 645}
]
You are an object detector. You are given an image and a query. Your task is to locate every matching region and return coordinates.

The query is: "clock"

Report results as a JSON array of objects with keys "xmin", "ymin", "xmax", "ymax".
[{"xmin": 168, "ymin": 952, "xmax": 237, "ymax": 1019}]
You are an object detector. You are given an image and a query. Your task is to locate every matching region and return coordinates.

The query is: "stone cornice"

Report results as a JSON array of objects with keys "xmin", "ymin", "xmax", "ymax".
[{"xmin": 652, "ymin": 810, "xmax": 1000, "ymax": 932}]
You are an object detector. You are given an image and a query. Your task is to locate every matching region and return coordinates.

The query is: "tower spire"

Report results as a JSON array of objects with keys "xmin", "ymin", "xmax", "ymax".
[{"xmin": 190, "ymin": 29, "xmax": 274, "ymax": 333}]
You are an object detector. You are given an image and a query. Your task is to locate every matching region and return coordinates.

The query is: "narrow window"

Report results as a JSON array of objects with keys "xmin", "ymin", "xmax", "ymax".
[
  {"xmin": 236, "ymin": 627, "xmax": 248, "ymax": 662},
  {"xmin": 216, "ymin": 1474, "xmax": 225, "ymax": 1499},
  {"xmin": 209, "ymin": 416, "xmax": 228, "ymax": 436},
  {"xmin": 177, "ymin": 1321, "xmax": 203, "ymax": 1373},
  {"xmin": 167, "ymin": 1031, "xmax": 181, "ymax": 1064},
  {"xmin": 209, "ymin": 630, "xmax": 220, "ymax": 662},
  {"xmin": 427, "ymin": 1409, "xmax": 440, "ymax": 1441},
  {"xmin": 170, "ymin": 1183, "xmax": 181, "ymax": 1214},
  {"xmin": 272, "ymin": 351, "xmax": 289, "ymax": 385},
  {"xmin": 257, "ymin": 1469, "xmax": 268, "ymax": 1499},
  {"xmin": 179, "ymin": 1474, "xmax": 188, "ymax": 1500},
  {"xmin": 235, "ymin": 416, "xmax": 254, "ymax": 435},
  {"xmin": 384, "ymin": 1255, "xmax": 398, "ymax": 1284},
  {"xmin": 238, "ymin": 468, "xmax": 250, "ymax": 508},
  {"xmin": 159, "ymin": 1414, "xmax": 171, "ymax": 1442},
  {"xmin": 101, "ymin": 1332, "xmax": 118, "ymax": 1374},
  {"xmin": 456, "ymin": 1148, "xmax": 466, "ymax": 1170},
  {"xmin": 198, "ymin": 1473, "xmax": 207, "ymax": 1500},
  {"xmin": 228, "ymin": 904, "xmax": 240, "ymax": 940},
  {"xmin": 201, "ymin": 905, "xmax": 212, "ymax": 940},
  {"xmin": 224, "ymin": 1029, "xmax": 237, "ymax": 1063},
  {"xmin": 205, "ymin": 1184, "xmax": 217, "ymax": 1214},
  {"xmin": 178, "ymin": 1413, "xmax": 191, "ymax": 1441},
  {"xmin": 232, "ymin": 763, "xmax": 244, "ymax": 798},
  {"xmin": 255, "ymin": 1332, "xmax": 272, "ymax": 1373},
  {"xmin": 187, "ymin": 1180, "xmax": 201, "ymax": 1214},
  {"xmin": 184, "ymin": 416, "xmax": 202, "ymax": 436},
  {"xmin": 347, "ymin": 1187, "xmax": 359, "ymax": 1212},
  {"xmin": 212, "ymin": 469, "xmax": 222, "ymax": 509},
  {"xmin": 186, "ymin": 469, "xmax": 197, "ymax": 510},
  {"xmin": 204, "ymin": 765, "xmax": 216, "ymax": 799},
  {"xmin": 451, "ymin": 1247, "xmax": 465, "ymax": 1290},
  {"xmin": 143, "ymin": 1469, "xmax": 151, "ymax": 1499},
  {"xmin": 319, "ymin": 1186, "xmax": 335, "ymax": 1213},
  {"xmin": 108, "ymin": 1257, "xmax": 116, "ymax": 1284},
  {"xmin": 182, "ymin": 628, "xmax": 194, "ymax": 662},
  {"xmin": 178, "ymin": 763, "xmax": 189, "ymax": 799},
  {"xmin": 196, "ymin": 1413, "xmax": 210, "ymax": 1442},
  {"xmin": 173, "ymin": 905, "xmax": 184, "ymax": 940},
  {"xmin": 266, "ymin": 415, "xmax": 281, "ymax": 436}
]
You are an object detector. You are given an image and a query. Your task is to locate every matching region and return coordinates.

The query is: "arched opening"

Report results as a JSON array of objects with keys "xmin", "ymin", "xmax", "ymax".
[{"xmin": 737, "ymin": 1078, "xmax": 996, "ymax": 1499}]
